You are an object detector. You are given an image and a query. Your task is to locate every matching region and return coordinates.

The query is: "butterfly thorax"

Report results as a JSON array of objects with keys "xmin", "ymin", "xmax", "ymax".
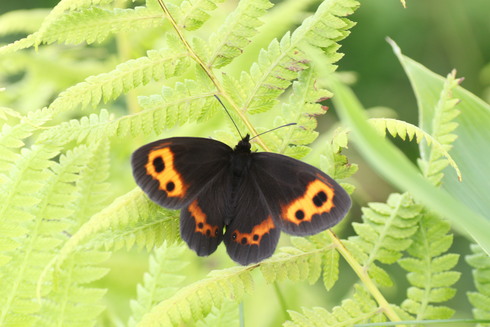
[{"xmin": 231, "ymin": 135, "xmax": 252, "ymax": 177}]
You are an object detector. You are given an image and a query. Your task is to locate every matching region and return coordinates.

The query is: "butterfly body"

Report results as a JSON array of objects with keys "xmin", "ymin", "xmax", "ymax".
[{"xmin": 132, "ymin": 135, "xmax": 350, "ymax": 265}]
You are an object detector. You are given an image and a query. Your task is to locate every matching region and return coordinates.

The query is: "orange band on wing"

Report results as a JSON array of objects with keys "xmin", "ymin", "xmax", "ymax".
[
  {"xmin": 281, "ymin": 175, "xmax": 335, "ymax": 225},
  {"xmin": 145, "ymin": 147, "xmax": 187, "ymax": 198},
  {"xmin": 231, "ymin": 216, "xmax": 275, "ymax": 246},
  {"xmin": 189, "ymin": 200, "xmax": 219, "ymax": 237}
]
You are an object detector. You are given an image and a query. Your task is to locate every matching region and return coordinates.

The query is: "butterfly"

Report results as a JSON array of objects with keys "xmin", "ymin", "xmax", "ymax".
[{"xmin": 131, "ymin": 134, "xmax": 351, "ymax": 265}]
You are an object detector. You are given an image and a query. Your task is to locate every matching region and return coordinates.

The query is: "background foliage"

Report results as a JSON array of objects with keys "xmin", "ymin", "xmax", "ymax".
[{"xmin": 1, "ymin": 0, "xmax": 489, "ymax": 326}]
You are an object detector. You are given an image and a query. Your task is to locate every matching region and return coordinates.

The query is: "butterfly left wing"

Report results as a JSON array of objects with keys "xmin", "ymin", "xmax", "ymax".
[{"xmin": 250, "ymin": 152, "xmax": 351, "ymax": 236}]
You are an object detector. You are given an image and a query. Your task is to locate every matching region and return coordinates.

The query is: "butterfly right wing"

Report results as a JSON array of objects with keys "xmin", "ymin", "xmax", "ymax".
[{"xmin": 131, "ymin": 137, "xmax": 232, "ymax": 209}]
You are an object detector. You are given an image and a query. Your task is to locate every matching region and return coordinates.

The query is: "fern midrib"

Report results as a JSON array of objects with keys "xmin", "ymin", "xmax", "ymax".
[
  {"xmin": 364, "ymin": 193, "xmax": 406, "ymax": 269},
  {"xmin": 0, "ymin": 179, "xmax": 57, "ymax": 324}
]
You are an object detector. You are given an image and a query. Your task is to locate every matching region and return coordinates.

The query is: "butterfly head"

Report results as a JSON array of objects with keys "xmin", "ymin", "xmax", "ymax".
[{"xmin": 234, "ymin": 134, "xmax": 252, "ymax": 154}]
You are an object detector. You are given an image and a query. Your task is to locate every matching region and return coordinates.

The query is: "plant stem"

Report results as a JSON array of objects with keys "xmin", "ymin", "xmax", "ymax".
[
  {"xmin": 154, "ymin": 0, "xmax": 269, "ymax": 150},
  {"xmin": 328, "ymin": 230, "xmax": 403, "ymax": 324}
]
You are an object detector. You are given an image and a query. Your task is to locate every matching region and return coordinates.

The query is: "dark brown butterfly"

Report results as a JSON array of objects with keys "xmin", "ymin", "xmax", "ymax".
[{"xmin": 131, "ymin": 134, "xmax": 351, "ymax": 265}]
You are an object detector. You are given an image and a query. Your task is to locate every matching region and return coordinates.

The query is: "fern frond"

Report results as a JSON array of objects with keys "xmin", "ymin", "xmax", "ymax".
[
  {"xmin": 260, "ymin": 68, "xmax": 330, "ymax": 158},
  {"xmin": 171, "ymin": 0, "xmax": 226, "ymax": 31},
  {"xmin": 0, "ymin": 9, "xmax": 48, "ymax": 36},
  {"xmin": 50, "ymin": 188, "xmax": 179, "ymax": 271},
  {"xmin": 195, "ymin": 301, "xmax": 239, "ymax": 327},
  {"xmin": 137, "ymin": 266, "xmax": 253, "ymax": 326},
  {"xmin": 0, "ymin": 108, "xmax": 52, "ymax": 174},
  {"xmin": 284, "ymin": 285, "xmax": 384, "ymax": 327},
  {"xmin": 37, "ymin": 141, "xmax": 112, "ymax": 327},
  {"xmin": 398, "ymin": 210, "xmax": 460, "ymax": 320},
  {"xmin": 41, "ymin": 6, "xmax": 164, "ymax": 45},
  {"xmin": 34, "ymin": 0, "xmax": 115, "ymax": 46},
  {"xmin": 369, "ymin": 117, "xmax": 462, "ymax": 181},
  {"xmin": 233, "ymin": 0, "xmax": 358, "ymax": 114},
  {"xmin": 48, "ymin": 40, "xmax": 191, "ymax": 114},
  {"xmin": 128, "ymin": 241, "xmax": 189, "ymax": 327},
  {"xmin": 466, "ymin": 244, "xmax": 490, "ymax": 325},
  {"xmin": 0, "ymin": 144, "xmax": 104, "ymax": 325},
  {"xmin": 208, "ymin": 0, "xmax": 273, "ymax": 68},
  {"xmin": 344, "ymin": 193, "xmax": 422, "ymax": 287},
  {"xmin": 39, "ymin": 80, "xmax": 219, "ymax": 145},
  {"xmin": 420, "ymin": 70, "xmax": 461, "ymax": 185}
]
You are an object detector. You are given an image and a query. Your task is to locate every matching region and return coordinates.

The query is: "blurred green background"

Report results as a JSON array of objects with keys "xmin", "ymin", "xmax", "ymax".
[{"xmin": 1, "ymin": 0, "xmax": 489, "ymax": 325}]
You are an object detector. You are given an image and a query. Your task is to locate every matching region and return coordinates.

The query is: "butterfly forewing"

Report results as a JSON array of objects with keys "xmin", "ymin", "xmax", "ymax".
[
  {"xmin": 250, "ymin": 152, "xmax": 351, "ymax": 236},
  {"xmin": 131, "ymin": 137, "xmax": 232, "ymax": 209}
]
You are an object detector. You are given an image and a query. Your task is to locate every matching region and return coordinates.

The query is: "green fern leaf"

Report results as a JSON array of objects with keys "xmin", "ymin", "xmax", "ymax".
[
  {"xmin": 172, "ymin": 0, "xmax": 226, "ymax": 31},
  {"xmin": 195, "ymin": 301, "xmax": 239, "ymax": 327},
  {"xmin": 39, "ymin": 80, "xmax": 220, "ymax": 145},
  {"xmin": 284, "ymin": 285, "xmax": 383, "ymax": 327},
  {"xmin": 345, "ymin": 193, "xmax": 421, "ymax": 286},
  {"xmin": 42, "ymin": 6, "xmax": 165, "ymax": 45},
  {"xmin": 420, "ymin": 70, "xmax": 462, "ymax": 185},
  {"xmin": 128, "ymin": 242, "xmax": 189, "ymax": 327},
  {"xmin": 48, "ymin": 39, "xmax": 191, "ymax": 114},
  {"xmin": 137, "ymin": 266, "xmax": 253, "ymax": 326},
  {"xmin": 236, "ymin": 0, "xmax": 358, "ymax": 114},
  {"xmin": 466, "ymin": 244, "xmax": 490, "ymax": 325},
  {"xmin": 369, "ymin": 118, "xmax": 462, "ymax": 182},
  {"xmin": 208, "ymin": 0, "xmax": 273, "ymax": 68},
  {"xmin": 398, "ymin": 210, "xmax": 460, "ymax": 320},
  {"xmin": 0, "ymin": 143, "xmax": 109, "ymax": 326}
]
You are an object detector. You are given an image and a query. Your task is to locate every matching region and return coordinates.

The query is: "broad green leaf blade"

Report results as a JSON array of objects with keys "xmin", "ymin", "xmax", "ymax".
[
  {"xmin": 328, "ymin": 78, "xmax": 490, "ymax": 256},
  {"xmin": 389, "ymin": 39, "xmax": 490, "ymax": 222}
]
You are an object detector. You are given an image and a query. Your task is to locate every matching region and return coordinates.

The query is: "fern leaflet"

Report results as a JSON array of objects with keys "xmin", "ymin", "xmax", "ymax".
[
  {"xmin": 208, "ymin": 0, "xmax": 272, "ymax": 68},
  {"xmin": 48, "ymin": 36, "xmax": 191, "ymax": 114},
  {"xmin": 128, "ymin": 242, "xmax": 189, "ymax": 327},
  {"xmin": 344, "ymin": 193, "xmax": 422, "ymax": 287},
  {"xmin": 228, "ymin": 0, "xmax": 358, "ymax": 114},
  {"xmin": 284, "ymin": 285, "xmax": 385, "ymax": 327},
  {"xmin": 398, "ymin": 211, "xmax": 460, "ymax": 320},
  {"xmin": 466, "ymin": 244, "xmax": 490, "ymax": 325}
]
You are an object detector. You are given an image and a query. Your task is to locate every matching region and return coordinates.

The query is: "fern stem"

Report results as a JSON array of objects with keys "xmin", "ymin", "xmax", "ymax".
[
  {"xmin": 327, "ymin": 231, "xmax": 402, "ymax": 323},
  {"xmin": 154, "ymin": 0, "xmax": 268, "ymax": 150}
]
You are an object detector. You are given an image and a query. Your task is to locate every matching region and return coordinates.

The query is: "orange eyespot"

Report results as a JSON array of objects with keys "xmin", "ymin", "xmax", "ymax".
[
  {"xmin": 231, "ymin": 216, "xmax": 275, "ymax": 246},
  {"xmin": 281, "ymin": 175, "xmax": 335, "ymax": 225},
  {"xmin": 188, "ymin": 200, "xmax": 219, "ymax": 237},
  {"xmin": 145, "ymin": 147, "xmax": 187, "ymax": 198}
]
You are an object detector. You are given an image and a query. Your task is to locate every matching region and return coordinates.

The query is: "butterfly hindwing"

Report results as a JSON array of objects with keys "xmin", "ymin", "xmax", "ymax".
[
  {"xmin": 223, "ymin": 172, "xmax": 280, "ymax": 265},
  {"xmin": 180, "ymin": 170, "xmax": 233, "ymax": 257},
  {"xmin": 131, "ymin": 137, "xmax": 232, "ymax": 209},
  {"xmin": 250, "ymin": 152, "xmax": 351, "ymax": 236}
]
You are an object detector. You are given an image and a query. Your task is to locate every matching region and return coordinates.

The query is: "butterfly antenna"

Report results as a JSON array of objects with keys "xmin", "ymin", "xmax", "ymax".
[
  {"xmin": 214, "ymin": 95, "xmax": 243, "ymax": 139},
  {"xmin": 249, "ymin": 123, "xmax": 297, "ymax": 140}
]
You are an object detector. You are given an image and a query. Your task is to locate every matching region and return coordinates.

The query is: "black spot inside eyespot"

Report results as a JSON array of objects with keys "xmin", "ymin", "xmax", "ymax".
[
  {"xmin": 215, "ymin": 229, "xmax": 219, "ymax": 236},
  {"xmin": 295, "ymin": 210, "xmax": 305, "ymax": 220},
  {"xmin": 253, "ymin": 234, "xmax": 259, "ymax": 241},
  {"xmin": 241, "ymin": 237, "xmax": 247, "ymax": 245},
  {"xmin": 313, "ymin": 191, "xmax": 328, "ymax": 207},
  {"xmin": 232, "ymin": 232, "xmax": 237, "ymax": 240},
  {"xmin": 197, "ymin": 222, "xmax": 203, "ymax": 228},
  {"xmin": 166, "ymin": 181, "xmax": 175, "ymax": 192},
  {"xmin": 153, "ymin": 157, "xmax": 165, "ymax": 172}
]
